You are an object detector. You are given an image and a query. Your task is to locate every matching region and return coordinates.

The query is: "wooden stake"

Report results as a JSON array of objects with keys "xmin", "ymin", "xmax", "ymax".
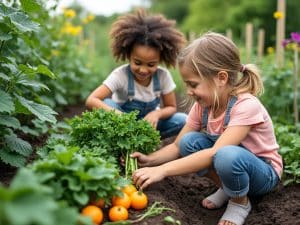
[
  {"xmin": 275, "ymin": 0, "xmax": 286, "ymax": 67},
  {"xmin": 257, "ymin": 29, "xmax": 265, "ymax": 63},
  {"xmin": 245, "ymin": 23, "xmax": 253, "ymax": 63}
]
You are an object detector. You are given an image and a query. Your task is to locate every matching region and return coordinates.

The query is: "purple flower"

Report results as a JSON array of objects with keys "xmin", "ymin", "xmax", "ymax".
[
  {"xmin": 282, "ymin": 39, "xmax": 291, "ymax": 48},
  {"xmin": 291, "ymin": 32, "xmax": 300, "ymax": 44}
]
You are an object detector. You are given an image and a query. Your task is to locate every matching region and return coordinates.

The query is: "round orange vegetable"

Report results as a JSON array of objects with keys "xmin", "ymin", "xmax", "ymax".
[
  {"xmin": 81, "ymin": 205, "xmax": 104, "ymax": 224},
  {"xmin": 130, "ymin": 191, "xmax": 148, "ymax": 210},
  {"xmin": 112, "ymin": 192, "xmax": 131, "ymax": 209},
  {"xmin": 108, "ymin": 205, "xmax": 129, "ymax": 222},
  {"xmin": 122, "ymin": 184, "xmax": 137, "ymax": 196}
]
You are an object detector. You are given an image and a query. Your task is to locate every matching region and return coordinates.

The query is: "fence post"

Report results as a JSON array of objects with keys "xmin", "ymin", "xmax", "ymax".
[
  {"xmin": 245, "ymin": 23, "xmax": 253, "ymax": 63},
  {"xmin": 226, "ymin": 29, "xmax": 232, "ymax": 40},
  {"xmin": 275, "ymin": 0, "xmax": 286, "ymax": 67},
  {"xmin": 257, "ymin": 28, "xmax": 265, "ymax": 63}
]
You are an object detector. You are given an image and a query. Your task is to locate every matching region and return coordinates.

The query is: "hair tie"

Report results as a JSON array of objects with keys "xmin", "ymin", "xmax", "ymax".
[{"xmin": 240, "ymin": 64, "xmax": 246, "ymax": 73}]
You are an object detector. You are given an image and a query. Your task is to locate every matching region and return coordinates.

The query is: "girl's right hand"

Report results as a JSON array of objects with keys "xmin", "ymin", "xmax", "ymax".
[{"xmin": 130, "ymin": 152, "xmax": 152, "ymax": 167}]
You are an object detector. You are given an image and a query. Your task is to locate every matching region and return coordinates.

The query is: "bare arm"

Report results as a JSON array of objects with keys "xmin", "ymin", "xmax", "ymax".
[
  {"xmin": 85, "ymin": 84, "xmax": 121, "ymax": 113},
  {"xmin": 131, "ymin": 124, "xmax": 195, "ymax": 166},
  {"xmin": 144, "ymin": 91, "xmax": 177, "ymax": 127},
  {"xmin": 133, "ymin": 125, "xmax": 251, "ymax": 189}
]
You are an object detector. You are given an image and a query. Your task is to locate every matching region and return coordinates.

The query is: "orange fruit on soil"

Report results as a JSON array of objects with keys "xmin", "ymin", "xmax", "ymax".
[
  {"xmin": 122, "ymin": 184, "xmax": 137, "ymax": 196},
  {"xmin": 112, "ymin": 192, "xmax": 131, "ymax": 209},
  {"xmin": 130, "ymin": 191, "xmax": 148, "ymax": 210},
  {"xmin": 108, "ymin": 205, "xmax": 129, "ymax": 222},
  {"xmin": 81, "ymin": 205, "xmax": 103, "ymax": 224}
]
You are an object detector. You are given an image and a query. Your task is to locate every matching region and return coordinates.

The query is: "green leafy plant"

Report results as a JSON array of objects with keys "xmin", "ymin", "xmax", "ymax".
[
  {"xmin": 0, "ymin": 2, "xmax": 57, "ymax": 167},
  {"xmin": 0, "ymin": 168, "xmax": 93, "ymax": 225},
  {"xmin": 69, "ymin": 109, "xmax": 161, "ymax": 179},
  {"xmin": 29, "ymin": 144, "xmax": 126, "ymax": 207},
  {"xmin": 275, "ymin": 123, "xmax": 300, "ymax": 185}
]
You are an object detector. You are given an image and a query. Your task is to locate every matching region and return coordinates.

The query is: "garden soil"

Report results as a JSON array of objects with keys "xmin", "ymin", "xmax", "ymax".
[{"xmin": 1, "ymin": 100, "xmax": 299, "ymax": 225}]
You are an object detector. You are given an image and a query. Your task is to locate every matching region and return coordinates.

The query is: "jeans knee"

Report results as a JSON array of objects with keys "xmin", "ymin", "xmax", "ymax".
[
  {"xmin": 213, "ymin": 146, "xmax": 240, "ymax": 172},
  {"xmin": 179, "ymin": 132, "xmax": 197, "ymax": 156}
]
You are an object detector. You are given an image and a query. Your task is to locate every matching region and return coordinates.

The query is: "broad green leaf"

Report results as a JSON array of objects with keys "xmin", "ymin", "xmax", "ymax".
[
  {"xmin": 15, "ymin": 94, "xmax": 57, "ymax": 123},
  {"xmin": 9, "ymin": 12, "xmax": 40, "ymax": 33},
  {"xmin": 0, "ymin": 30, "xmax": 12, "ymax": 41},
  {"xmin": 6, "ymin": 194, "xmax": 56, "ymax": 225},
  {"xmin": 20, "ymin": 0, "xmax": 43, "ymax": 14},
  {"xmin": 0, "ymin": 90, "xmax": 14, "ymax": 113},
  {"xmin": 5, "ymin": 133, "xmax": 32, "ymax": 156},
  {"xmin": 17, "ymin": 78, "xmax": 50, "ymax": 91},
  {"xmin": 0, "ymin": 148, "xmax": 26, "ymax": 167},
  {"xmin": 0, "ymin": 72, "xmax": 10, "ymax": 81},
  {"xmin": 0, "ymin": 115, "xmax": 20, "ymax": 129},
  {"xmin": 73, "ymin": 191, "xmax": 89, "ymax": 205},
  {"xmin": 37, "ymin": 65, "xmax": 56, "ymax": 79}
]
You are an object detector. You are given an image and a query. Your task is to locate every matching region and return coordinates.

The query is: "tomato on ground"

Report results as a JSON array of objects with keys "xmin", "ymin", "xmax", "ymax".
[
  {"xmin": 130, "ymin": 191, "xmax": 148, "ymax": 210},
  {"xmin": 81, "ymin": 205, "xmax": 104, "ymax": 224},
  {"xmin": 112, "ymin": 192, "xmax": 131, "ymax": 209},
  {"xmin": 108, "ymin": 205, "xmax": 129, "ymax": 222},
  {"xmin": 121, "ymin": 184, "xmax": 137, "ymax": 196}
]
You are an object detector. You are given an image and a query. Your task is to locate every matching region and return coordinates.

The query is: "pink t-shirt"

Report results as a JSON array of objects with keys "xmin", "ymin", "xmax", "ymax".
[{"xmin": 186, "ymin": 93, "xmax": 283, "ymax": 178}]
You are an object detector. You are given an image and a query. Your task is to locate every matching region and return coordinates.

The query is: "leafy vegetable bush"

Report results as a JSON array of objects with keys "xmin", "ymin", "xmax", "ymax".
[
  {"xmin": 275, "ymin": 123, "xmax": 300, "ymax": 185},
  {"xmin": 29, "ymin": 144, "xmax": 125, "ymax": 207},
  {"xmin": 0, "ymin": 168, "xmax": 93, "ymax": 225},
  {"xmin": 0, "ymin": 2, "xmax": 57, "ymax": 167},
  {"xmin": 69, "ymin": 109, "xmax": 161, "ymax": 178}
]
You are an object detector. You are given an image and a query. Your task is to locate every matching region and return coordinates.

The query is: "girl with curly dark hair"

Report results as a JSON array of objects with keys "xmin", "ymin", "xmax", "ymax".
[{"xmin": 86, "ymin": 9, "xmax": 187, "ymax": 138}]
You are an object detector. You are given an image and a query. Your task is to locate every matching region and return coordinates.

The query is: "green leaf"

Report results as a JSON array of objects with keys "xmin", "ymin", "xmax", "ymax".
[
  {"xmin": 0, "ymin": 72, "xmax": 10, "ymax": 81},
  {"xmin": 20, "ymin": 0, "xmax": 43, "ymax": 14},
  {"xmin": 0, "ymin": 148, "xmax": 26, "ymax": 167},
  {"xmin": 73, "ymin": 192, "xmax": 89, "ymax": 205},
  {"xmin": 5, "ymin": 133, "xmax": 32, "ymax": 156},
  {"xmin": 37, "ymin": 65, "xmax": 56, "ymax": 79},
  {"xmin": 0, "ymin": 90, "xmax": 14, "ymax": 113},
  {"xmin": 15, "ymin": 94, "xmax": 57, "ymax": 123},
  {"xmin": 9, "ymin": 12, "xmax": 40, "ymax": 33},
  {"xmin": 0, "ymin": 115, "xmax": 21, "ymax": 129},
  {"xmin": 17, "ymin": 78, "xmax": 50, "ymax": 91},
  {"xmin": 0, "ymin": 30, "xmax": 12, "ymax": 41}
]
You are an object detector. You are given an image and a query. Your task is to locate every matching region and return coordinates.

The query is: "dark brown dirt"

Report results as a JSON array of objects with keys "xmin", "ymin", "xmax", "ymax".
[{"xmin": 1, "ymin": 101, "xmax": 299, "ymax": 225}]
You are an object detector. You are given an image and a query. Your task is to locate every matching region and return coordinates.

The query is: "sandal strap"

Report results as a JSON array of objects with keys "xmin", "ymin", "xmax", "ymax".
[
  {"xmin": 205, "ymin": 188, "xmax": 229, "ymax": 208},
  {"xmin": 220, "ymin": 200, "xmax": 251, "ymax": 225}
]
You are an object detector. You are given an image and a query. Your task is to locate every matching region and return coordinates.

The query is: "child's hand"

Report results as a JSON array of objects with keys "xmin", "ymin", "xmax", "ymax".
[
  {"xmin": 130, "ymin": 152, "xmax": 152, "ymax": 167},
  {"xmin": 143, "ymin": 111, "xmax": 160, "ymax": 128},
  {"xmin": 132, "ymin": 166, "xmax": 166, "ymax": 190}
]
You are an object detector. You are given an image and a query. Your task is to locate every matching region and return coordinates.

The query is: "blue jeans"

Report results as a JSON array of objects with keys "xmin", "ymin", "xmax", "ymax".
[
  {"xmin": 104, "ymin": 98, "xmax": 187, "ymax": 139},
  {"xmin": 179, "ymin": 132, "xmax": 279, "ymax": 198}
]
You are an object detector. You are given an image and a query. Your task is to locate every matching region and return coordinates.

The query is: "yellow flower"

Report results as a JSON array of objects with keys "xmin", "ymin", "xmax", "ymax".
[
  {"xmin": 82, "ymin": 14, "xmax": 95, "ymax": 24},
  {"xmin": 64, "ymin": 9, "xmax": 76, "ymax": 18},
  {"xmin": 273, "ymin": 11, "xmax": 283, "ymax": 19},
  {"xmin": 61, "ymin": 22, "xmax": 82, "ymax": 36},
  {"xmin": 267, "ymin": 47, "xmax": 274, "ymax": 54}
]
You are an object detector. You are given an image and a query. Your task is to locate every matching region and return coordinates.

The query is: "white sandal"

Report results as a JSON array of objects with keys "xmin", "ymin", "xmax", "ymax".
[
  {"xmin": 202, "ymin": 188, "xmax": 229, "ymax": 209},
  {"xmin": 219, "ymin": 200, "xmax": 251, "ymax": 225}
]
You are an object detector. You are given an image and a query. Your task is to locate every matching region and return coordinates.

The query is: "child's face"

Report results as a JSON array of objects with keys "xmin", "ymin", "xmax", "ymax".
[
  {"xmin": 179, "ymin": 65, "xmax": 215, "ymax": 108},
  {"xmin": 129, "ymin": 44, "xmax": 160, "ymax": 86}
]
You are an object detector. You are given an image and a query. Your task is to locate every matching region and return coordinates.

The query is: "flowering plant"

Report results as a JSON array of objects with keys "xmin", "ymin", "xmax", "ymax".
[{"xmin": 282, "ymin": 32, "xmax": 300, "ymax": 50}]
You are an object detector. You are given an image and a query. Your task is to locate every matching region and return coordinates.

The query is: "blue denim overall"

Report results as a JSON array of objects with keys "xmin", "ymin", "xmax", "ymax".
[
  {"xmin": 104, "ymin": 66, "xmax": 187, "ymax": 138},
  {"xmin": 179, "ymin": 96, "xmax": 279, "ymax": 198}
]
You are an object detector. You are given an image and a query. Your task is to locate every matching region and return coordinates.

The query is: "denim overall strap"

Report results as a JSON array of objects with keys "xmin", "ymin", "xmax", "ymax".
[
  {"xmin": 223, "ymin": 96, "xmax": 237, "ymax": 128},
  {"xmin": 201, "ymin": 107, "xmax": 209, "ymax": 130},
  {"xmin": 201, "ymin": 96, "xmax": 238, "ymax": 131},
  {"xmin": 152, "ymin": 73, "xmax": 161, "ymax": 97},
  {"xmin": 127, "ymin": 66, "xmax": 135, "ymax": 101}
]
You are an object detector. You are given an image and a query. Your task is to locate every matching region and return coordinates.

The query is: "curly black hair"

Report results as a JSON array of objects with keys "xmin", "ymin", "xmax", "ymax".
[{"xmin": 109, "ymin": 9, "xmax": 186, "ymax": 68}]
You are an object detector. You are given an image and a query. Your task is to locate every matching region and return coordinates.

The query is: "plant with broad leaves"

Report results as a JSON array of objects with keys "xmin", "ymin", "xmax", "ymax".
[
  {"xmin": 0, "ymin": 1, "xmax": 57, "ymax": 167},
  {"xmin": 0, "ymin": 167, "xmax": 93, "ymax": 225},
  {"xmin": 29, "ymin": 144, "xmax": 126, "ymax": 207}
]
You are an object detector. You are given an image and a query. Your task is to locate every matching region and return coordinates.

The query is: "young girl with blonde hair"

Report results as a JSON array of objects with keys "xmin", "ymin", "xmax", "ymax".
[{"xmin": 132, "ymin": 32, "xmax": 282, "ymax": 225}]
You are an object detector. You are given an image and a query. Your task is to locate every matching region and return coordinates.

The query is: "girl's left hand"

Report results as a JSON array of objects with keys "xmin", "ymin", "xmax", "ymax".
[
  {"xmin": 144, "ymin": 111, "xmax": 160, "ymax": 128},
  {"xmin": 132, "ymin": 166, "xmax": 166, "ymax": 190}
]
